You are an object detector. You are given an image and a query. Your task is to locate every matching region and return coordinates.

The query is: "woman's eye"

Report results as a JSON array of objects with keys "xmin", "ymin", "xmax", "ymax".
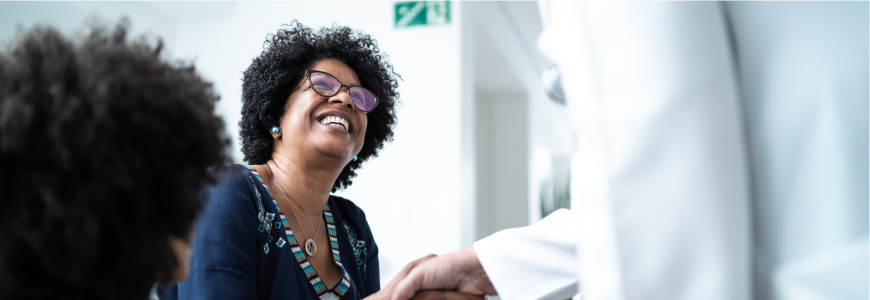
[{"xmin": 313, "ymin": 80, "xmax": 333, "ymax": 90}]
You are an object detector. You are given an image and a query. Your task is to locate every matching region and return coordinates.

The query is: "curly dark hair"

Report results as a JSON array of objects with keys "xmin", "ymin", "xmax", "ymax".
[
  {"xmin": 240, "ymin": 21, "xmax": 399, "ymax": 192},
  {"xmin": 0, "ymin": 21, "xmax": 230, "ymax": 300}
]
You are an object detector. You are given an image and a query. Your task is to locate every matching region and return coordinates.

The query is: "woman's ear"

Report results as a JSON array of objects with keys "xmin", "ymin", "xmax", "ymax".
[{"xmin": 271, "ymin": 126, "xmax": 282, "ymax": 139}]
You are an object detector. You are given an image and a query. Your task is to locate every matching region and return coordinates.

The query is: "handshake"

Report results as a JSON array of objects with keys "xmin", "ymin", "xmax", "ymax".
[{"xmin": 366, "ymin": 247, "xmax": 496, "ymax": 300}]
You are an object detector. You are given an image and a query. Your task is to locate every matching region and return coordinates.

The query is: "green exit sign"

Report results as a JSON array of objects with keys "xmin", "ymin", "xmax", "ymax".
[{"xmin": 395, "ymin": 1, "xmax": 451, "ymax": 28}]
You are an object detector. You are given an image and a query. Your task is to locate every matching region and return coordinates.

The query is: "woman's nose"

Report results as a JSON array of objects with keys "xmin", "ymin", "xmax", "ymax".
[{"xmin": 328, "ymin": 88, "xmax": 354, "ymax": 110}]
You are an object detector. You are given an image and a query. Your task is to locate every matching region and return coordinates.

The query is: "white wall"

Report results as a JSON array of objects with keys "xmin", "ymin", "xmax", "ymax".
[
  {"xmin": 475, "ymin": 90, "xmax": 530, "ymax": 240},
  {"xmin": 471, "ymin": 10, "xmax": 530, "ymax": 240}
]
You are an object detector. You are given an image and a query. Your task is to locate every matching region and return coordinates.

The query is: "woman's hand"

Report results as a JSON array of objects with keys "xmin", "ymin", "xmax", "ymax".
[
  {"xmin": 391, "ymin": 247, "xmax": 496, "ymax": 300},
  {"xmin": 364, "ymin": 254, "xmax": 436, "ymax": 300},
  {"xmin": 407, "ymin": 290, "xmax": 485, "ymax": 300},
  {"xmin": 364, "ymin": 254, "xmax": 484, "ymax": 300}
]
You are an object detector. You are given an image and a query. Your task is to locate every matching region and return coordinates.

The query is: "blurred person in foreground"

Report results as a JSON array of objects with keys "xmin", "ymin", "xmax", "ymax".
[
  {"xmin": 161, "ymin": 21, "xmax": 478, "ymax": 300},
  {"xmin": 390, "ymin": 2, "xmax": 868, "ymax": 300},
  {"xmin": 0, "ymin": 21, "xmax": 230, "ymax": 300}
]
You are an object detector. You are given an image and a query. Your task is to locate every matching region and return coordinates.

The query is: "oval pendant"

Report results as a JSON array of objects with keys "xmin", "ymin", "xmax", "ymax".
[{"xmin": 304, "ymin": 239, "xmax": 317, "ymax": 256}]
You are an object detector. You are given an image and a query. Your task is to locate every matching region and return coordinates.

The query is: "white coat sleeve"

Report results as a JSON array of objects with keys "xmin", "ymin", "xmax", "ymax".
[{"xmin": 473, "ymin": 209, "xmax": 580, "ymax": 300}]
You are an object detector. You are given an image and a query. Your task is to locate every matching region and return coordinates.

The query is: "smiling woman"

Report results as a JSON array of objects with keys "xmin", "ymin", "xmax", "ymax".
[
  {"xmin": 160, "ymin": 21, "xmax": 401, "ymax": 300},
  {"xmin": 241, "ymin": 21, "xmax": 399, "ymax": 186}
]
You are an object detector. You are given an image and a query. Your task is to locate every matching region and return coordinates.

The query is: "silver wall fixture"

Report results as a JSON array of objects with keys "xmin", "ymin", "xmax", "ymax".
[{"xmin": 541, "ymin": 65, "xmax": 565, "ymax": 105}]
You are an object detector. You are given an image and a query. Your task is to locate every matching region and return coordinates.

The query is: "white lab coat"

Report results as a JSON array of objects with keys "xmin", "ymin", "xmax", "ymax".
[{"xmin": 473, "ymin": 2, "xmax": 868, "ymax": 300}]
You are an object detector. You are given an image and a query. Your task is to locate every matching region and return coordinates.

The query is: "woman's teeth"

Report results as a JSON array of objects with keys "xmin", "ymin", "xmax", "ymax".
[{"xmin": 320, "ymin": 116, "xmax": 349, "ymax": 131}]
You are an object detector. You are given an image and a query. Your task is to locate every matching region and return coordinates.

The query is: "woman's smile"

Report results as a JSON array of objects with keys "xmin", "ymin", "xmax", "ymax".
[
  {"xmin": 320, "ymin": 116, "xmax": 349, "ymax": 131},
  {"xmin": 317, "ymin": 110, "xmax": 354, "ymax": 133}
]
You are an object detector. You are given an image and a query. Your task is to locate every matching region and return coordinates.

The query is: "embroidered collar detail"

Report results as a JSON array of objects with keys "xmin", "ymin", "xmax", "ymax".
[
  {"xmin": 245, "ymin": 165, "xmax": 353, "ymax": 299},
  {"xmin": 342, "ymin": 221, "xmax": 367, "ymax": 270}
]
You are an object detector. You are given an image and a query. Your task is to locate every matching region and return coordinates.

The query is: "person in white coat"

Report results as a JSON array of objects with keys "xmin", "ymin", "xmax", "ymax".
[{"xmin": 391, "ymin": 2, "xmax": 868, "ymax": 300}]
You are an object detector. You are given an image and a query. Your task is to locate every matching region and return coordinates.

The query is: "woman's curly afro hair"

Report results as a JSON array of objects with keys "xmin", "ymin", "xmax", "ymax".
[
  {"xmin": 0, "ymin": 21, "xmax": 229, "ymax": 300},
  {"xmin": 241, "ymin": 21, "xmax": 399, "ymax": 192}
]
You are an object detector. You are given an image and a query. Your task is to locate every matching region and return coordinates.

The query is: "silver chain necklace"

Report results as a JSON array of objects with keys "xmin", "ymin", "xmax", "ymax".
[{"xmin": 268, "ymin": 166, "xmax": 322, "ymax": 256}]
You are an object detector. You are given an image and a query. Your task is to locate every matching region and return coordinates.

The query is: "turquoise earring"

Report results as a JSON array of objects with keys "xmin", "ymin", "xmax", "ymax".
[
  {"xmin": 271, "ymin": 126, "xmax": 280, "ymax": 134},
  {"xmin": 353, "ymin": 156, "xmax": 358, "ymax": 162}
]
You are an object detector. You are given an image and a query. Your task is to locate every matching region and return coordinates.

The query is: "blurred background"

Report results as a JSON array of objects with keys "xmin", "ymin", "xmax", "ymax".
[{"xmin": 0, "ymin": 1, "xmax": 575, "ymax": 287}]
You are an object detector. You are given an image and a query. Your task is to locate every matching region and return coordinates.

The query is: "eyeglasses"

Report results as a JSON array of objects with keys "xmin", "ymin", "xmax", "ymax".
[{"xmin": 305, "ymin": 70, "xmax": 379, "ymax": 113}]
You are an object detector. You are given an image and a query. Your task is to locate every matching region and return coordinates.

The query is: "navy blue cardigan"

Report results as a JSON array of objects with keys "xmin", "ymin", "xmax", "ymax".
[{"xmin": 161, "ymin": 165, "xmax": 379, "ymax": 299}]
